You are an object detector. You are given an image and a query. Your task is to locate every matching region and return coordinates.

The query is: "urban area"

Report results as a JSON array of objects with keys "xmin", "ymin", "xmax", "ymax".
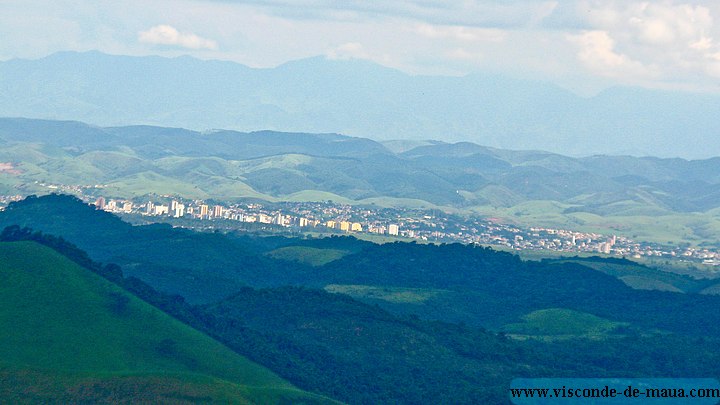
[
  {"xmin": 8, "ymin": 190, "xmax": 720, "ymax": 266},
  {"xmin": 1, "ymin": 191, "xmax": 719, "ymax": 266}
]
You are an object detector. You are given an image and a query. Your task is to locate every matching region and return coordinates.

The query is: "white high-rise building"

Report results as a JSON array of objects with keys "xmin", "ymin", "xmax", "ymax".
[
  {"xmin": 173, "ymin": 203, "xmax": 185, "ymax": 218},
  {"xmin": 213, "ymin": 205, "xmax": 223, "ymax": 218}
]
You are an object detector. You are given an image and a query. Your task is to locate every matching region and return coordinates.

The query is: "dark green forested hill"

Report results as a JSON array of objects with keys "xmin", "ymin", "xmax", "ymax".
[
  {"xmin": 313, "ymin": 242, "xmax": 720, "ymax": 336},
  {"xmin": 4, "ymin": 195, "xmax": 720, "ymax": 403},
  {"xmin": 195, "ymin": 287, "xmax": 720, "ymax": 404},
  {"xmin": 3, "ymin": 194, "xmax": 720, "ymax": 338},
  {"xmin": 4, "ymin": 231, "xmax": 720, "ymax": 404},
  {"xmin": 200, "ymin": 287, "xmax": 527, "ymax": 404}
]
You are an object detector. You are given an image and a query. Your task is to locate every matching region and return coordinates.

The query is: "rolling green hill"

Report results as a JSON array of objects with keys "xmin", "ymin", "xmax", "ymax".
[
  {"xmin": 3, "ymin": 118, "xmax": 720, "ymax": 245},
  {"xmin": 0, "ymin": 240, "xmax": 333, "ymax": 403}
]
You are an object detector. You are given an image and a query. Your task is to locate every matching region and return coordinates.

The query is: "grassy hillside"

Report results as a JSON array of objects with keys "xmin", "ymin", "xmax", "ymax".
[
  {"xmin": 266, "ymin": 246, "xmax": 349, "ymax": 266},
  {"xmin": 324, "ymin": 284, "xmax": 447, "ymax": 304},
  {"xmin": 0, "ymin": 241, "xmax": 332, "ymax": 403},
  {"xmin": 700, "ymin": 283, "xmax": 720, "ymax": 295},
  {"xmin": 501, "ymin": 308, "xmax": 629, "ymax": 340},
  {"xmin": 543, "ymin": 256, "xmax": 717, "ymax": 293}
]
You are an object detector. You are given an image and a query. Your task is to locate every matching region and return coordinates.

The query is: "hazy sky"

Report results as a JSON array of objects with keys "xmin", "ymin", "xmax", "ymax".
[{"xmin": 2, "ymin": 0, "xmax": 720, "ymax": 93}]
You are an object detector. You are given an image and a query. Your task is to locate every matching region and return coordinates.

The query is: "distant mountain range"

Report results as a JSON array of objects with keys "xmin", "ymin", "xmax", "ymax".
[
  {"xmin": 1, "ymin": 51, "xmax": 719, "ymax": 158},
  {"xmin": 1, "ymin": 117, "xmax": 719, "ymax": 246}
]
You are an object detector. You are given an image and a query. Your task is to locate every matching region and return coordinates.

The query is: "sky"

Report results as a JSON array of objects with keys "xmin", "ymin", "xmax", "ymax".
[{"xmin": 2, "ymin": 0, "xmax": 720, "ymax": 94}]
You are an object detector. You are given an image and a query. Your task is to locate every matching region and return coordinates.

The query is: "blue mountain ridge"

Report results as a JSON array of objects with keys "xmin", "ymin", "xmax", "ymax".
[{"xmin": 1, "ymin": 51, "xmax": 718, "ymax": 158}]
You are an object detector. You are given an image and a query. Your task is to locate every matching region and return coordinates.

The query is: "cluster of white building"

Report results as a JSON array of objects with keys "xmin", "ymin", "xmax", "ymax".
[
  {"xmin": 94, "ymin": 196, "xmax": 403, "ymax": 236},
  {"xmin": 90, "ymin": 195, "xmax": 719, "ymax": 265}
]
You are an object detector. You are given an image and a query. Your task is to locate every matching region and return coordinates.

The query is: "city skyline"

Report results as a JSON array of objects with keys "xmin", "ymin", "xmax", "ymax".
[{"xmin": 79, "ymin": 193, "xmax": 720, "ymax": 266}]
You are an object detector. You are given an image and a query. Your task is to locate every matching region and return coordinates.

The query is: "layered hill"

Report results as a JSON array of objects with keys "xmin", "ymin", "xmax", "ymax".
[
  {"xmin": 3, "ymin": 194, "xmax": 720, "ymax": 337},
  {"xmin": 5, "ymin": 196, "xmax": 720, "ymax": 403},
  {"xmin": 2, "ymin": 118, "xmax": 720, "ymax": 245},
  {"xmin": 0, "ymin": 240, "xmax": 331, "ymax": 403}
]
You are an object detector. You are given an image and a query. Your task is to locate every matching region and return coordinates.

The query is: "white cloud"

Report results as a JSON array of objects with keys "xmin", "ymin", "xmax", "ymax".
[
  {"xmin": 568, "ymin": 30, "xmax": 653, "ymax": 78},
  {"xmin": 446, "ymin": 48, "xmax": 482, "ymax": 61},
  {"xmin": 690, "ymin": 36, "xmax": 713, "ymax": 50},
  {"xmin": 413, "ymin": 24, "xmax": 505, "ymax": 42},
  {"xmin": 325, "ymin": 42, "xmax": 370, "ymax": 60},
  {"xmin": 138, "ymin": 24, "xmax": 218, "ymax": 50},
  {"xmin": 223, "ymin": 0, "xmax": 562, "ymax": 29},
  {"xmin": 563, "ymin": 1, "xmax": 720, "ymax": 88},
  {"xmin": 624, "ymin": 2, "xmax": 713, "ymax": 45}
]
